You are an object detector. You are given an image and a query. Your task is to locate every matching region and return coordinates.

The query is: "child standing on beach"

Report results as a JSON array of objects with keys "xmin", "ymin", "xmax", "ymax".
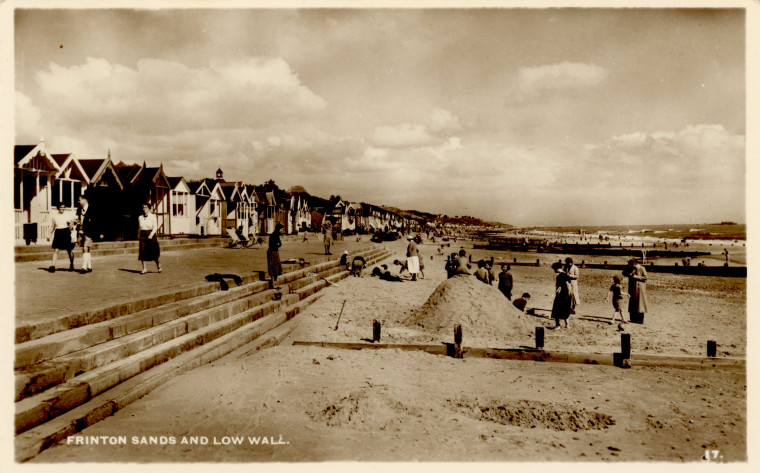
[{"xmin": 608, "ymin": 275, "xmax": 629, "ymax": 328}]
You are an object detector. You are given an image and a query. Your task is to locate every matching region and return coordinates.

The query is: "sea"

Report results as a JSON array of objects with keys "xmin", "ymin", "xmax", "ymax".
[{"xmin": 511, "ymin": 223, "xmax": 746, "ymax": 242}]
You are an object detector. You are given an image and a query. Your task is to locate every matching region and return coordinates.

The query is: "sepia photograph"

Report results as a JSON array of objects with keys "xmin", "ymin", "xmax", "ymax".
[{"xmin": 3, "ymin": 0, "xmax": 756, "ymax": 469}]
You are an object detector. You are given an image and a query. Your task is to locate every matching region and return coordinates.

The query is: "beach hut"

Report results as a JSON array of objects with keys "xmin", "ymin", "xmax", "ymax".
[
  {"xmin": 49, "ymin": 153, "xmax": 87, "ymax": 224},
  {"xmin": 243, "ymin": 184, "xmax": 259, "ymax": 237},
  {"xmin": 189, "ymin": 179, "xmax": 224, "ymax": 236},
  {"xmin": 14, "ymin": 139, "xmax": 60, "ymax": 243},
  {"xmin": 218, "ymin": 181, "xmax": 245, "ymax": 234},
  {"xmin": 167, "ymin": 176, "xmax": 195, "ymax": 235},
  {"xmin": 115, "ymin": 162, "xmax": 171, "ymax": 237},
  {"xmin": 78, "ymin": 156, "xmax": 126, "ymax": 241}
]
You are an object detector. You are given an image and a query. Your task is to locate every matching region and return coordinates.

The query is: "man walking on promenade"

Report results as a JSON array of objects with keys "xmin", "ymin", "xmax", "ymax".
[{"xmin": 323, "ymin": 222, "xmax": 333, "ymax": 255}]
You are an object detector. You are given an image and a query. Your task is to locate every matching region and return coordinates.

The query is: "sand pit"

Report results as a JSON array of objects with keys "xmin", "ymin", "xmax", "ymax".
[{"xmin": 404, "ymin": 274, "xmax": 536, "ymax": 345}]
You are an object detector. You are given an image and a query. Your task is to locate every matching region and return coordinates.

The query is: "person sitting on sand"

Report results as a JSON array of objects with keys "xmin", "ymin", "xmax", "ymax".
[
  {"xmin": 474, "ymin": 260, "xmax": 495, "ymax": 285},
  {"xmin": 371, "ymin": 266, "xmax": 403, "ymax": 282},
  {"xmin": 456, "ymin": 249, "xmax": 471, "ymax": 275},
  {"xmin": 445, "ymin": 253, "xmax": 459, "ymax": 279},
  {"xmin": 351, "ymin": 255, "xmax": 366, "ymax": 277},
  {"xmin": 608, "ymin": 275, "xmax": 630, "ymax": 329},
  {"xmin": 513, "ymin": 293, "xmax": 531, "ymax": 312}
]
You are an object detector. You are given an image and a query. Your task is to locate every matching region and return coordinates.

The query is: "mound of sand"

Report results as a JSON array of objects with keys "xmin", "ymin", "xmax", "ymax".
[
  {"xmin": 450, "ymin": 398, "xmax": 615, "ymax": 431},
  {"xmin": 309, "ymin": 387, "xmax": 413, "ymax": 432},
  {"xmin": 404, "ymin": 274, "xmax": 536, "ymax": 344}
]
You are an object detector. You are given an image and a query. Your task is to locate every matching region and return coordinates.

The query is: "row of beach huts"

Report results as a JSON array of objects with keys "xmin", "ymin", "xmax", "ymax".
[{"xmin": 14, "ymin": 139, "xmax": 449, "ymax": 244}]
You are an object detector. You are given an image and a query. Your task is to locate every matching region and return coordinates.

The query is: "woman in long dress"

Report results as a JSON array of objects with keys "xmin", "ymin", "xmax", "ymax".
[
  {"xmin": 267, "ymin": 222, "xmax": 284, "ymax": 287},
  {"xmin": 138, "ymin": 203, "xmax": 162, "ymax": 274},
  {"xmin": 551, "ymin": 262, "xmax": 575, "ymax": 328},
  {"xmin": 623, "ymin": 258, "xmax": 648, "ymax": 323}
]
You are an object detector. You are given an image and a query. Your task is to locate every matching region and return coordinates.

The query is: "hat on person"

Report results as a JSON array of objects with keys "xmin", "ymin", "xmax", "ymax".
[{"xmin": 407, "ymin": 235, "xmax": 414, "ymax": 240}]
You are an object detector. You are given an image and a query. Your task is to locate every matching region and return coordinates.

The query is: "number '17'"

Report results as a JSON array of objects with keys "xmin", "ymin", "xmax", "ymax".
[{"xmin": 704, "ymin": 449, "xmax": 721, "ymax": 461}]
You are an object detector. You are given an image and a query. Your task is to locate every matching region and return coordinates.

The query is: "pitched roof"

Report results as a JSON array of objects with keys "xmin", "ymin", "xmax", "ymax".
[
  {"xmin": 14, "ymin": 144, "xmax": 59, "ymax": 172},
  {"xmin": 167, "ymin": 177, "xmax": 183, "ymax": 188},
  {"xmin": 115, "ymin": 162, "xmax": 142, "ymax": 184},
  {"xmin": 51, "ymin": 153, "xmax": 70, "ymax": 168},
  {"xmin": 187, "ymin": 180, "xmax": 208, "ymax": 194},
  {"xmin": 54, "ymin": 154, "xmax": 88, "ymax": 182},
  {"xmin": 76, "ymin": 158, "xmax": 124, "ymax": 190},
  {"xmin": 219, "ymin": 182, "xmax": 240, "ymax": 201}
]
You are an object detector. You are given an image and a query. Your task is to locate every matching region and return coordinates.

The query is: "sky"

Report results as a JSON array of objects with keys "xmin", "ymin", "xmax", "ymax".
[{"xmin": 12, "ymin": 5, "xmax": 747, "ymax": 226}]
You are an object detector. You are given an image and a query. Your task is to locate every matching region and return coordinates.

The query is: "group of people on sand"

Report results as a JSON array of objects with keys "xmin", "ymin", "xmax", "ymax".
[
  {"xmin": 49, "ymin": 197, "xmax": 161, "ymax": 275},
  {"xmin": 549, "ymin": 256, "xmax": 648, "ymax": 330},
  {"xmin": 370, "ymin": 234, "xmax": 425, "ymax": 282}
]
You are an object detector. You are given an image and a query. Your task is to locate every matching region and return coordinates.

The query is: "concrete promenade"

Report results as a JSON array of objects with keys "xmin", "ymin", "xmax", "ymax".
[{"xmin": 15, "ymin": 236, "xmax": 374, "ymax": 326}]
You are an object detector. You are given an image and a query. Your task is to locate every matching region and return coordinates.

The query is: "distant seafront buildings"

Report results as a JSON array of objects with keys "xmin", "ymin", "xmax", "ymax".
[{"xmin": 13, "ymin": 138, "xmax": 477, "ymax": 245}]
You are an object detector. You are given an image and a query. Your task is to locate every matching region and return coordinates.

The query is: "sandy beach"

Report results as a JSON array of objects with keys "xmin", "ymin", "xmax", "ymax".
[{"xmin": 33, "ymin": 237, "xmax": 746, "ymax": 462}]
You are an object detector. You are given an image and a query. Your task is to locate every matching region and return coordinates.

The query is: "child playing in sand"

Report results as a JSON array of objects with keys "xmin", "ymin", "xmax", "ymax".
[
  {"xmin": 393, "ymin": 259, "xmax": 410, "ymax": 277},
  {"xmin": 513, "ymin": 293, "xmax": 531, "ymax": 312},
  {"xmin": 371, "ymin": 266, "xmax": 403, "ymax": 282},
  {"xmin": 608, "ymin": 275, "xmax": 629, "ymax": 329}
]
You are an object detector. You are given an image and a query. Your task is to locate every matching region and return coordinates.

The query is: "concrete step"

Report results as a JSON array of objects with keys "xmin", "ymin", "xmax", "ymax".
[
  {"xmin": 15, "ymin": 248, "xmax": 391, "ymax": 396},
  {"xmin": 14, "ymin": 248, "xmax": 390, "ymax": 446},
  {"xmin": 15, "ymin": 279, "xmax": 271, "ymax": 369},
  {"xmin": 14, "ymin": 285, "xmax": 285, "ymax": 401},
  {"xmin": 14, "ymin": 288, "xmax": 326, "ymax": 462},
  {"xmin": 14, "ymin": 295, "xmax": 291, "ymax": 435},
  {"xmin": 16, "ymin": 272, "xmax": 264, "ymax": 344},
  {"xmin": 16, "ymin": 246, "xmax": 385, "ymax": 345},
  {"xmin": 15, "ymin": 259, "xmax": 388, "ymax": 436}
]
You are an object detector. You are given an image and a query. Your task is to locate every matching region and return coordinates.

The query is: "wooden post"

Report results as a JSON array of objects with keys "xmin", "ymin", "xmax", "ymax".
[
  {"xmin": 535, "ymin": 327, "xmax": 544, "ymax": 349},
  {"xmin": 454, "ymin": 324, "xmax": 463, "ymax": 359},
  {"xmin": 490, "ymin": 257, "xmax": 494, "ymax": 267},
  {"xmin": 707, "ymin": 340, "xmax": 717, "ymax": 358},
  {"xmin": 621, "ymin": 333, "xmax": 631, "ymax": 358},
  {"xmin": 535, "ymin": 258, "xmax": 540, "ymax": 266},
  {"xmin": 372, "ymin": 319, "xmax": 381, "ymax": 343},
  {"xmin": 614, "ymin": 333, "xmax": 631, "ymax": 368}
]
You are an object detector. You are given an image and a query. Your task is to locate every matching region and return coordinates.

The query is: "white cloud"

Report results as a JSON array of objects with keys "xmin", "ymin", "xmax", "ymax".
[
  {"xmin": 371, "ymin": 123, "xmax": 435, "ymax": 148},
  {"xmin": 33, "ymin": 57, "xmax": 326, "ymax": 136},
  {"xmin": 267, "ymin": 136, "xmax": 283, "ymax": 148},
  {"xmin": 15, "ymin": 91, "xmax": 42, "ymax": 142},
  {"xmin": 517, "ymin": 62, "xmax": 608, "ymax": 98},
  {"xmin": 370, "ymin": 108, "xmax": 462, "ymax": 149},
  {"xmin": 586, "ymin": 124, "xmax": 744, "ymax": 180},
  {"xmin": 428, "ymin": 108, "xmax": 461, "ymax": 135}
]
